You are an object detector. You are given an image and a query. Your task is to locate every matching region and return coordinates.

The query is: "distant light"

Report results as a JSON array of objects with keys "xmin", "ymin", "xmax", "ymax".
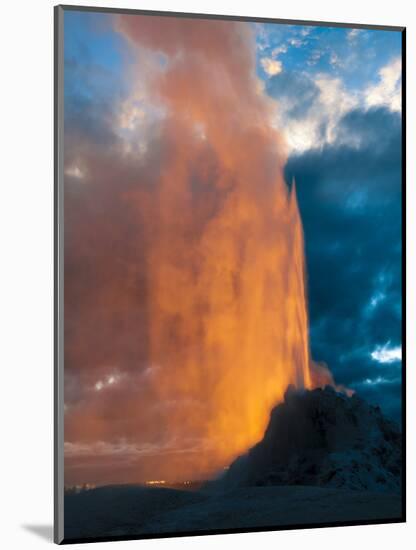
[{"xmin": 371, "ymin": 342, "xmax": 401, "ymax": 364}]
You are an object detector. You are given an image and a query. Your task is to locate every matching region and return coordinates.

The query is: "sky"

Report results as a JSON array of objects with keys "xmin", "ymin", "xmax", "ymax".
[{"xmin": 63, "ymin": 10, "xmax": 402, "ymax": 485}]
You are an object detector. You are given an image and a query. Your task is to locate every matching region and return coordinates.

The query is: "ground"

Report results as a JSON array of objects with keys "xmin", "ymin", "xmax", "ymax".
[{"xmin": 64, "ymin": 484, "xmax": 402, "ymax": 541}]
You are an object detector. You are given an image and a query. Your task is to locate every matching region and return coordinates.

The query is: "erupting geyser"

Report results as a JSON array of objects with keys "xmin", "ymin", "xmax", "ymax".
[{"xmin": 113, "ymin": 16, "xmax": 339, "ymax": 480}]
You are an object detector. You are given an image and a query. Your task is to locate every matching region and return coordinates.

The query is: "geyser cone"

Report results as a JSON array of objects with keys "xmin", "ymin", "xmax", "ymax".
[{"xmin": 115, "ymin": 15, "xmax": 335, "ymax": 481}]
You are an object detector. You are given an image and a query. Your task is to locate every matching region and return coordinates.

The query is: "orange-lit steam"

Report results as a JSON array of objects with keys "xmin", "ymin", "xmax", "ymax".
[{"xmin": 106, "ymin": 15, "xmax": 341, "ymax": 481}]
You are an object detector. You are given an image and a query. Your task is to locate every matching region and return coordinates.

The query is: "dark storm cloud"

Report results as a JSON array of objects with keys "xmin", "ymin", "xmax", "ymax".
[
  {"xmin": 285, "ymin": 106, "xmax": 402, "ymax": 421},
  {"xmin": 337, "ymin": 106, "xmax": 402, "ymax": 154},
  {"xmin": 356, "ymin": 377, "xmax": 402, "ymax": 421}
]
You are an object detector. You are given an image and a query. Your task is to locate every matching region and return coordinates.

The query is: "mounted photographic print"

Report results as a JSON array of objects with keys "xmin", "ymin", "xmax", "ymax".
[{"xmin": 54, "ymin": 5, "xmax": 405, "ymax": 544}]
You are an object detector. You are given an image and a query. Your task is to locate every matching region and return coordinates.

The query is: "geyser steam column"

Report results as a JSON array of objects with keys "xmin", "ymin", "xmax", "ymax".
[{"xmin": 117, "ymin": 15, "xmax": 335, "ymax": 480}]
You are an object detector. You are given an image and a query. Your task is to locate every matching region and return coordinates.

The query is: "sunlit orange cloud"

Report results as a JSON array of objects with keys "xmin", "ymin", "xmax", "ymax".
[{"xmin": 64, "ymin": 14, "xmax": 341, "ymax": 486}]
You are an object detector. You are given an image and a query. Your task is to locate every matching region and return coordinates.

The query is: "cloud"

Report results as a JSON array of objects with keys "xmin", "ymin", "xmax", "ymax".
[
  {"xmin": 347, "ymin": 29, "xmax": 363, "ymax": 41},
  {"xmin": 260, "ymin": 56, "xmax": 283, "ymax": 76},
  {"xmin": 314, "ymin": 76, "xmax": 358, "ymax": 140},
  {"xmin": 371, "ymin": 342, "xmax": 402, "ymax": 364},
  {"xmin": 93, "ymin": 372, "xmax": 124, "ymax": 392},
  {"xmin": 268, "ymin": 71, "xmax": 358, "ymax": 152},
  {"xmin": 329, "ymin": 52, "xmax": 343, "ymax": 69},
  {"xmin": 307, "ymin": 49, "xmax": 323, "ymax": 66},
  {"xmin": 64, "ymin": 163, "xmax": 85, "ymax": 180},
  {"xmin": 64, "ymin": 437, "xmax": 209, "ymax": 458},
  {"xmin": 288, "ymin": 38, "xmax": 300, "ymax": 47},
  {"xmin": 267, "ymin": 53, "xmax": 402, "ymax": 154},
  {"xmin": 267, "ymin": 70, "xmax": 319, "ymax": 120},
  {"xmin": 271, "ymin": 44, "xmax": 288, "ymax": 57},
  {"xmin": 262, "ymin": 26, "xmax": 402, "ymax": 154},
  {"xmin": 361, "ymin": 376, "xmax": 400, "ymax": 386},
  {"xmin": 335, "ymin": 105, "xmax": 402, "ymax": 150},
  {"xmin": 365, "ymin": 57, "xmax": 402, "ymax": 112}
]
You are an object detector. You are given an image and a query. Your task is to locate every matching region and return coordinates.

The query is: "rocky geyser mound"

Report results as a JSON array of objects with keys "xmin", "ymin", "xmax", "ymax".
[{"xmin": 220, "ymin": 386, "xmax": 401, "ymax": 493}]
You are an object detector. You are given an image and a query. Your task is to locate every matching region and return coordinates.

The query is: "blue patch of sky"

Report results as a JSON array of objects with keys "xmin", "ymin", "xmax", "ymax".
[
  {"xmin": 64, "ymin": 11, "xmax": 130, "ymax": 108},
  {"xmin": 255, "ymin": 22, "xmax": 401, "ymax": 94}
]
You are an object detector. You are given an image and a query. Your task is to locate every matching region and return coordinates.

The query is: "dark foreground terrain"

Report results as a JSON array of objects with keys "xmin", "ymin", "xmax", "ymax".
[
  {"xmin": 64, "ymin": 483, "xmax": 401, "ymax": 540},
  {"xmin": 64, "ymin": 387, "xmax": 403, "ymax": 541}
]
